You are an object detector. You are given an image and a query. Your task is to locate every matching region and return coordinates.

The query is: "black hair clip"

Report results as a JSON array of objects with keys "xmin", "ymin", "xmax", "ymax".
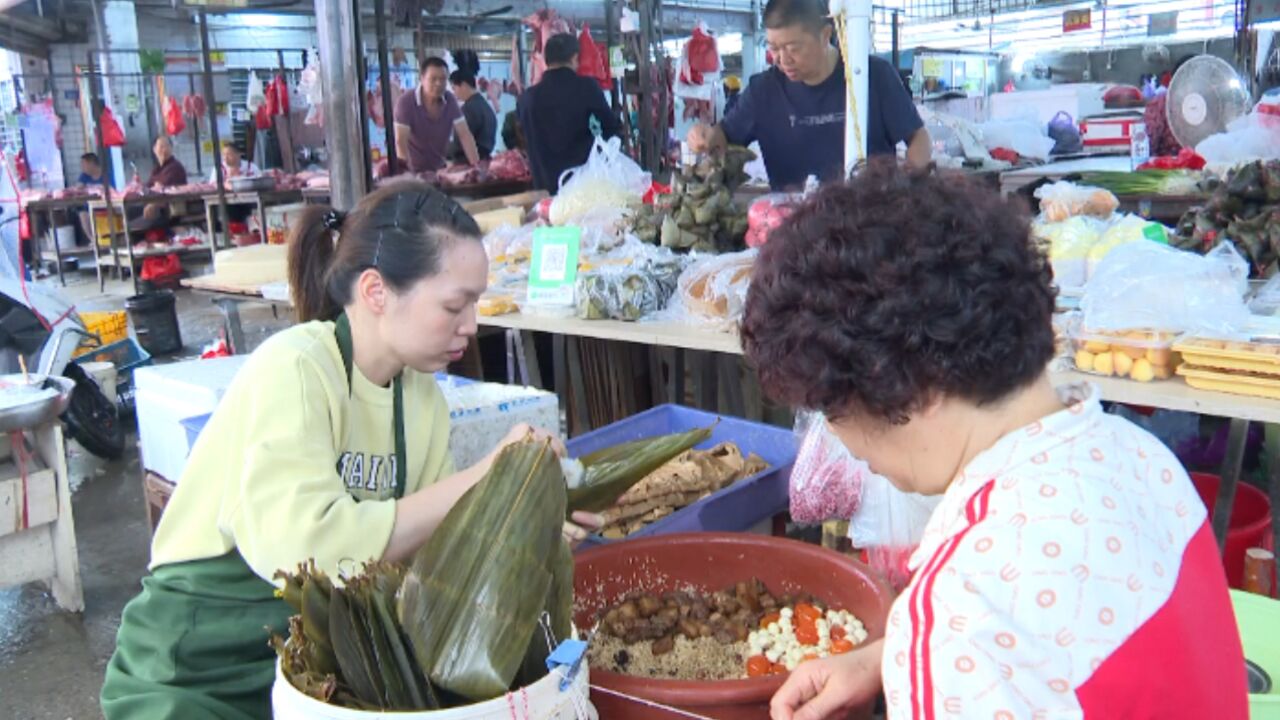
[{"xmin": 323, "ymin": 209, "xmax": 346, "ymax": 231}]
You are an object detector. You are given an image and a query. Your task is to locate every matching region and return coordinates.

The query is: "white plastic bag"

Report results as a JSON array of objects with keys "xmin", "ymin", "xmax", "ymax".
[
  {"xmin": 1033, "ymin": 181, "xmax": 1119, "ymax": 222},
  {"xmin": 1088, "ymin": 214, "xmax": 1168, "ymax": 277},
  {"xmin": 979, "ymin": 119, "xmax": 1056, "ymax": 161},
  {"xmin": 550, "ymin": 137, "xmax": 650, "ymax": 226},
  {"xmin": 1082, "ymin": 240, "xmax": 1250, "ymax": 334},
  {"xmin": 1196, "ymin": 92, "xmax": 1280, "ymax": 166},
  {"xmin": 655, "ymin": 249, "xmax": 755, "ymax": 329},
  {"xmin": 849, "ymin": 473, "xmax": 940, "ymax": 592},
  {"xmin": 246, "ymin": 72, "xmax": 267, "ymax": 112},
  {"xmin": 1032, "ymin": 216, "xmax": 1106, "ymax": 289}
]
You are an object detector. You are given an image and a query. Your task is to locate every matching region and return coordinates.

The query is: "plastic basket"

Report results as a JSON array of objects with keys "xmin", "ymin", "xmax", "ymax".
[
  {"xmin": 71, "ymin": 338, "xmax": 153, "ymax": 413},
  {"xmin": 567, "ymin": 404, "xmax": 796, "ymax": 548},
  {"xmin": 74, "ymin": 310, "xmax": 129, "ymax": 358}
]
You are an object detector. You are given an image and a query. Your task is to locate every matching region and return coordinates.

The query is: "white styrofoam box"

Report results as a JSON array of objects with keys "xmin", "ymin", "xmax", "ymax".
[
  {"xmin": 442, "ymin": 382, "xmax": 559, "ymax": 471},
  {"xmin": 135, "ymin": 356, "xmax": 249, "ymax": 483},
  {"xmin": 988, "ymin": 84, "xmax": 1107, "ymax": 127}
]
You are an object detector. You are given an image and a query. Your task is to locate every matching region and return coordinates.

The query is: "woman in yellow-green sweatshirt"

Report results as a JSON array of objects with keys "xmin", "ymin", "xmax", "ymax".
[{"xmin": 101, "ymin": 181, "xmax": 598, "ymax": 720}]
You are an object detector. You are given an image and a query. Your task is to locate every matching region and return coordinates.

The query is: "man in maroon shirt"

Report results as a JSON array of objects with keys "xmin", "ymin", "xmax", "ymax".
[
  {"xmin": 148, "ymin": 136, "xmax": 188, "ymax": 189},
  {"xmin": 394, "ymin": 57, "xmax": 480, "ymax": 173},
  {"xmin": 139, "ymin": 136, "xmax": 189, "ymax": 226}
]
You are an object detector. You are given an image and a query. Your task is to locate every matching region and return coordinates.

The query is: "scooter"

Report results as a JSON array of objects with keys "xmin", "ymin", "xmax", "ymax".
[{"xmin": 0, "ymin": 220, "xmax": 126, "ymax": 459}]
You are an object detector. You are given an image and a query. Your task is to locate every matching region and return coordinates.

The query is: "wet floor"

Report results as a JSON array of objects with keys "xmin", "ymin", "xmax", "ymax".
[{"xmin": 0, "ymin": 268, "xmax": 291, "ymax": 719}]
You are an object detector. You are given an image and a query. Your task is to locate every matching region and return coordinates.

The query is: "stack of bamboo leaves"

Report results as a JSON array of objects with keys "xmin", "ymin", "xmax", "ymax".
[{"xmin": 273, "ymin": 426, "xmax": 712, "ymax": 710}]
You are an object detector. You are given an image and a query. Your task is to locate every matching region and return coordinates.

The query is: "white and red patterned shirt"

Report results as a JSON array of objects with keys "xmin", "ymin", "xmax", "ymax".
[{"xmin": 881, "ymin": 384, "xmax": 1247, "ymax": 719}]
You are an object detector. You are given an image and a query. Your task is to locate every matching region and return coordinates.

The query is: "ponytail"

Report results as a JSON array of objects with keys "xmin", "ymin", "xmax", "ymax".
[
  {"xmin": 287, "ymin": 205, "xmax": 342, "ymax": 323},
  {"xmin": 285, "ymin": 181, "xmax": 481, "ymax": 325}
]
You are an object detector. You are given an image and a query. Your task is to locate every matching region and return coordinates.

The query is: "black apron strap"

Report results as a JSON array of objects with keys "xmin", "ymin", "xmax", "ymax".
[{"xmin": 334, "ymin": 314, "xmax": 408, "ymax": 499}]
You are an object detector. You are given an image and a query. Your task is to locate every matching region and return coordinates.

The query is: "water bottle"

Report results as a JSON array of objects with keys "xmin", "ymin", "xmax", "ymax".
[{"xmin": 1130, "ymin": 122, "xmax": 1150, "ymax": 170}]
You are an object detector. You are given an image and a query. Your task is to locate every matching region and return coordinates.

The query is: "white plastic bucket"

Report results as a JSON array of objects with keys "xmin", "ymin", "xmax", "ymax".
[
  {"xmin": 272, "ymin": 660, "xmax": 597, "ymax": 720},
  {"xmin": 79, "ymin": 361, "xmax": 118, "ymax": 405},
  {"xmin": 48, "ymin": 225, "xmax": 77, "ymax": 252}
]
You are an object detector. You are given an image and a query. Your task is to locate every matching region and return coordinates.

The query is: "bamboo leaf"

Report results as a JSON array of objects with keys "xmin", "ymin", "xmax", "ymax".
[
  {"xmin": 568, "ymin": 426, "xmax": 714, "ymax": 513},
  {"xmin": 329, "ymin": 587, "xmax": 385, "ymax": 707},
  {"xmin": 398, "ymin": 440, "xmax": 567, "ymax": 701}
]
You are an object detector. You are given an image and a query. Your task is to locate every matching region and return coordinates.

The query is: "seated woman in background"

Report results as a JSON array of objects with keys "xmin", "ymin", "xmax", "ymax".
[{"xmin": 743, "ymin": 164, "xmax": 1247, "ymax": 720}]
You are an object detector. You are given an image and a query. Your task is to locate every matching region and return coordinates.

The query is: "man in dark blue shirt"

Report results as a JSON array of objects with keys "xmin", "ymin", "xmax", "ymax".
[
  {"xmin": 517, "ymin": 33, "xmax": 621, "ymax": 193},
  {"xmin": 78, "ymin": 152, "xmax": 111, "ymax": 187},
  {"xmin": 687, "ymin": 0, "xmax": 929, "ymax": 190}
]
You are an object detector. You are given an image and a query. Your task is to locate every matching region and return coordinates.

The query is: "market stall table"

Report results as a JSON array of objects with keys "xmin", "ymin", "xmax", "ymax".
[
  {"xmin": 484, "ymin": 311, "xmax": 1280, "ymax": 576},
  {"xmin": 86, "ymin": 192, "xmax": 213, "ymax": 293},
  {"xmin": 201, "ymin": 188, "xmax": 303, "ymax": 248},
  {"xmin": 21, "ymin": 195, "xmax": 98, "ymax": 286},
  {"xmin": 168, "ymin": 276, "xmax": 1280, "ymax": 581},
  {"xmin": 999, "ymin": 155, "xmax": 1135, "ymax": 196}
]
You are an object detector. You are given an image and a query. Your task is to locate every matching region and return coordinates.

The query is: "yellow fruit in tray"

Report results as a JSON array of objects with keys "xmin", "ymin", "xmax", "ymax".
[
  {"xmin": 1116, "ymin": 345, "xmax": 1146, "ymax": 361},
  {"xmin": 1152, "ymin": 363, "xmax": 1173, "ymax": 380},
  {"xmin": 1074, "ymin": 349, "xmax": 1096, "ymax": 370},
  {"xmin": 1114, "ymin": 352, "xmax": 1134, "ymax": 377},
  {"xmin": 1084, "ymin": 340, "xmax": 1111, "ymax": 354},
  {"xmin": 1093, "ymin": 352, "xmax": 1115, "ymax": 376},
  {"xmin": 1146, "ymin": 347, "xmax": 1173, "ymax": 366},
  {"xmin": 1131, "ymin": 358, "xmax": 1155, "ymax": 382}
]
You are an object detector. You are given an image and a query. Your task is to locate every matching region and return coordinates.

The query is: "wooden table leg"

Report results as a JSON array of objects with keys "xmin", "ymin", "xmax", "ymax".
[
  {"xmin": 670, "ymin": 349, "xmax": 686, "ymax": 406},
  {"xmin": 566, "ymin": 336, "xmax": 591, "ymax": 436},
  {"xmin": 47, "ymin": 208, "xmax": 65, "ymax": 285},
  {"xmin": 1212, "ymin": 417, "xmax": 1249, "ymax": 550},
  {"xmin": 720, "ymin": 354, "xmax": 746, "ymax": 418},
  {"xmin": 520, "ymin": 330, "xmax": 543, "ymax": 389},
  {"xmin": 553, "ymin": 333, "xmax": 569, "ymax": 426}
]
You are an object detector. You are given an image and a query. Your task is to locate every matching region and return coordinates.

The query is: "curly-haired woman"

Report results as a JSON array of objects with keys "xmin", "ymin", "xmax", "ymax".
[{"xmin": 744, "ymin": 164, "xmax": 1247, "ymax": 720}]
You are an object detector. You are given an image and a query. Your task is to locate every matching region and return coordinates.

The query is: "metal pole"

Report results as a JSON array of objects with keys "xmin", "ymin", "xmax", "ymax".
[
  {"xmin": 199, "ymin": 10, "xmax": 232, "ymax": 257},
  {"xmin": 352, "ymin": 3, "xmax": 374, "ymax": 193},
  {"xmin": 86, "ymin": 53, "xmax": 118, "ymax": 293},
  {"xmin": 891, "ymin": 10, "xmax": 900, "ymax": 74},
  {"xmin": 838, "ymin": 0, "xmax": 871, "ymax": 177},
  {"xmin": 374, "ymin": 0, "xmax": 398, "ymax": 175},
  {"xmin": 516, "ymin": 27, "xmax": 527, "ymax": 86},
  {"xmin": 276, "ymin": 49, "xmax": 297, "ymax": 173},
  {"xmin": 637, "ymin": 0, "xmax": 655, "ymax": 173},
  {"xmin": 316, "ymin": 0, "xmax": 368, "ymax": 210},
  {"xmin": 188, "ymin": 72, "xmax": 202, "ymax": 174},
  {"xmin": 605, "ymin": 0, "xmax": 620, "ymax": 112}
]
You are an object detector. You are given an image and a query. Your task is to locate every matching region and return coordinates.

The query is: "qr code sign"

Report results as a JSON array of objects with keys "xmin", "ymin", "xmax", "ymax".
[{"xmin": 539, "ymin": 244, "xmax": 568, "ymax": 282}]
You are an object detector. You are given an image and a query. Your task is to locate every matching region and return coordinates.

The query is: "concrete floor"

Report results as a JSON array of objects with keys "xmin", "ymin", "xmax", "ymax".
[{"xmin": 0, "ymin": 267, "xmax": 292, "ymax": 719}]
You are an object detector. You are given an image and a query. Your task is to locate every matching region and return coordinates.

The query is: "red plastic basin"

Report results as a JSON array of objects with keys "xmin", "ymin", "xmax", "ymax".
[
  {"xmin": 573, "ymin": 533, "xmax": 895, "ymax": 720},
  {"xmin": 1190, "ymin": 472, "xmax": 1273, "ymax": 588}
]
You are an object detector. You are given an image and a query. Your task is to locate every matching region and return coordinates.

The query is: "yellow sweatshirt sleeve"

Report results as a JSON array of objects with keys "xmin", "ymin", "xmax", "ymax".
[{"xmin": 227, "ymin": 353, "xmax": 397, "ymax": 583}]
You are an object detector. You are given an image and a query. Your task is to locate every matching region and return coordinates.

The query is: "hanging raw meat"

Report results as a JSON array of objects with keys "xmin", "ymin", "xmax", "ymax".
[
  {"xmin": 182, "ymin": 94, "xmax": 207, "ymax": 118},
  {"xmin": 524, "ymin": 9, "xmax": 573, "ymax": 86}
]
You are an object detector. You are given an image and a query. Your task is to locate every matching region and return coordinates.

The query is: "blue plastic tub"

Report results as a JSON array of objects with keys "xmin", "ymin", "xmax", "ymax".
[
  {"xmin": 567, "ymin": 404, "xmax": 795, "ymax": 548},
  {"xmin": 71, "ymin": 337, "xmax": 153, "ymax": 413},
  {"xmin": 181, "ymin": 413, "xmax": 212, "ymax": 451}
]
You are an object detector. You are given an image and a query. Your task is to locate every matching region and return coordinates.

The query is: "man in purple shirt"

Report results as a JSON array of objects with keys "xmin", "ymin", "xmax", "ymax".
[{"xmin": 394, "ymin": 57, "xmax": 480, "ymax": 173}]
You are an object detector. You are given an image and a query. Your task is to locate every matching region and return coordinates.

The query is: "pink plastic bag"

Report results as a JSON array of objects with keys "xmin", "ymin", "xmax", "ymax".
[{"xmin": 789, "ymin": 411, "xmax": 867, "ymax": 524}]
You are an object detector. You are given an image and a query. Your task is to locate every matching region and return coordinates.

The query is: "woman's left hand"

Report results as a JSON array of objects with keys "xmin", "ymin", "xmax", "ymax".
[{"xmin": 562, "ymin": 511, "xmax": 603, "ymax": 548}]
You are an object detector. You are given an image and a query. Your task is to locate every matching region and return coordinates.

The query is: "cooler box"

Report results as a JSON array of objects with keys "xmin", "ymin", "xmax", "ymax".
[
  {"xmin": 177, "ymin": 371, "xmax": 496, "ymax": 474},
  {"xmin": 135, "ymin": 356, "xmax": 249, "ymax": 483},
  {"xmin": 1080, "ymin": 112, "xmax": 1144, "ymax": 149},
  {"xmin": 441, "ymin": 380, "xmax": 558, "ymax": 470},
  {"xmin": 988, "ymin": 84, "xmax": 1107, "ymax": 127},
  {"xmin": 568, "ymin": 404, "xmax": 795, "ymax": 548}
]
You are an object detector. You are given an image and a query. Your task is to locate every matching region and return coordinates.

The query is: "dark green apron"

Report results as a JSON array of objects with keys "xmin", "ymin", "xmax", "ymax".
[{"xmin": 102, "ymin": 315, "xmax": 407, "ymax": 719}]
